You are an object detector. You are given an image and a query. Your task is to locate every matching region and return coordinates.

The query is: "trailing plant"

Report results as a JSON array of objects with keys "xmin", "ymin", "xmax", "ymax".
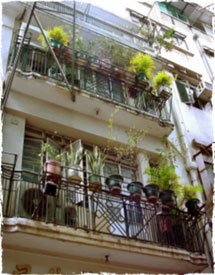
[
  {"xmin": 129, "ymin": 53, "xmax": 155, "ymax": 79},
  {"xmin": 105, "ymin": 107, "xmax": 146, "ymax": 162},
  {"xmin": 85, "ymin": 146, "xmax": 106, "ymax": 175},
  {"xmin": 139, "ymin": 24, "xmax": 175, "ymax": 52},
  {"xmin": 152, "ymin": 71, "xmax": 173, "ymax": 90},
  {"xmin": 157, "ymin": 28, "xmax": 175, "ymax": 51}
]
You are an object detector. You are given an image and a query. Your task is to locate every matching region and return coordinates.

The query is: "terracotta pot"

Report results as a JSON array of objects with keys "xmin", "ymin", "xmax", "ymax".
[{"xmin": 44, "ymin": 160, "xmax": 61, "ymax": 182}]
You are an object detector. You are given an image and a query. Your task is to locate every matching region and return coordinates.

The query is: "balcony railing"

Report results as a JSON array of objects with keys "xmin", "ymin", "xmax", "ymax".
[
  {"xmin": 2, "ymin": 161, "xmax": 205, "ymax": 254},
  {"xmin": 8, "ymin": 41, "xmax": 171, "ymax": 122}
]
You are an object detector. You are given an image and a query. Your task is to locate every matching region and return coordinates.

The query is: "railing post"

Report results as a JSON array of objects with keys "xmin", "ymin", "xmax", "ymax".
[{"xmin": 123, "ymin": 200, "xmax": 130, "ymax": 238}]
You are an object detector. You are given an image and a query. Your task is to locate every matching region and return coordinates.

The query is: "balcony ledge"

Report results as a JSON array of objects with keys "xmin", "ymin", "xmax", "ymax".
[{"xmin": 3, "ymin": 217, "xmax": 208, "ymax": 273}]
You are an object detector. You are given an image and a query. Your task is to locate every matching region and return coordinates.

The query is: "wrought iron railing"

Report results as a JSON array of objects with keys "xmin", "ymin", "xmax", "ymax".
[
  {"xmin": 8, "ymin": 41, "xmax": 171, "ymax": 122},
  {"xmin": 2, "ymin": 163, "xmax": 205, "ymax": 254}
]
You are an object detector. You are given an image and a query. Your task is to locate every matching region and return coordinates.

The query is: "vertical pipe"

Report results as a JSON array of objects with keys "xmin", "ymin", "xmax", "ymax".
[{"xmin": 71, "ymin": 1, "xmax": 76, "ymax": 102}]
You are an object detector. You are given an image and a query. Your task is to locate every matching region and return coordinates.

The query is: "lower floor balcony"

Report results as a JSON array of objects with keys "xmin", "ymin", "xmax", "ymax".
[{"xmin": 2, "ymin": 161, "xmax": 206, "ymax": 255}]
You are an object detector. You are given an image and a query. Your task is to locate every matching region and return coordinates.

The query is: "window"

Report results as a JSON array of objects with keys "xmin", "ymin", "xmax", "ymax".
[
  {"xmin": 158, "ymin": 2, "xmax": 188, "ymax": 22},
  {"xmin": 176, "ymin": 80, "xmax": 195, "ymax": 104},
  {"xmin": 96, "ymin": 72, "xmax": 111, "ymax": 98},
  {"xmin": 103, "ymin": 161, "xmax": 136, "ymax": 194},
  {"xmin": 111, "ymin": 78, "xmax": 125, "ymax": 103}
]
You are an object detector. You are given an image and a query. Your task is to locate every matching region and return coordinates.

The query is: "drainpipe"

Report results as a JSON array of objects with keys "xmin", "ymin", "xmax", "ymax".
[{"xmin": 170, "ymin": 87, "xmax": 199, "ymax": 186}]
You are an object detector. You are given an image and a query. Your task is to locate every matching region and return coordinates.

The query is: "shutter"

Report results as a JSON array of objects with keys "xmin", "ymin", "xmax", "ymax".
[
  {"xmin": 158, "ymin": 2, "xmax": 168, "ymax": 13},
  {"xmin": 176, "ymin": 81, "xmax": 194, "ymax": 103},
  {"xmin": 22, "ymin": 138, "xmax": 42, "ymax": 183},
  {"xmin": 111, "ymin": 79, "xmax": 124, "ymax": 103},
  {"xmin": 96, "ymin": 73, "xmax": 110, "ymax": 98}
]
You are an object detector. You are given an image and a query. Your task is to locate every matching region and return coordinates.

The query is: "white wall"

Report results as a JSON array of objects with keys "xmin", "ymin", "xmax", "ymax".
[
  {"xmin": 2, "ymin": 113, "xmax": 26, "ymax": 169},
  {"xmin": 1, "ymin": 13, "xmax": 15, "ymax": 78}
]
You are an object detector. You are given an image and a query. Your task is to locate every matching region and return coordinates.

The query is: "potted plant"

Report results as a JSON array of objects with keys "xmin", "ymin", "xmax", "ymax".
[
  {"xmin": 152, "ymin": 71, "xmax": 173, "ymax": 100},
  {"xmin": 38, "ymin": 25, "xmax": 70, "ymax": 49},
  {"xmin": 129, "ymin": 53, "xmax": 155, "ymax": 81},
  {"xmin": 41, "ymin": 143, "xmax": 61, "ymax": 181},
  {"xmin": 180, "ymin": 184, "xmax": 203, "ymax": 216},
  {"xmin": 105, "ymin": 174, "xmax": 124, "ymax": 196},
  {"xmin": 127, "ymin": 181, "xmax": 143, "ymax": 202},
  {"xmin": 65, "ymin": 143, "xmax": 83, "ymax": 184},
  {"xmin": 143, "ymin": 166, "xmax": 160, "ymax": 204},
  {"xmin": 85, "ymin": 146, "xmax": 106, "ymax": 192},
  {"xmin": 40, "ymin": 143, "xmax": 62, "ymax": 196}
]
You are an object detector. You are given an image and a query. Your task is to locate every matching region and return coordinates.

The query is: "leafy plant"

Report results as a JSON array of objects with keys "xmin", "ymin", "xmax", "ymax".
[
  {"xmin": 180, "ymin": 184, "xmax": 203, "ymax": 201},
  {"xmin": 157, "ymin": 28, "xmax": 175, "ymax": 51},
  {"xmin": 144, "ymin": 161, "xmax": 182, "ymax": 196},
  {"xmin": 129, "ymin": 53, "xmax": 155, "ymax": 79},
  {"xmin": 96, "ymin": 37, "xmax": 136, "ymax": 68},
  {"xmin": 152, "ymin": 71, "xmax": 173, "ymax": 90},
  {"xmin": 38, "ymin": 26, "xmax": 70, "ymax": 48},
  {"xmin": 85, "ymin": 146, "xmax": 106, "ymax": 175},
  {"xmin": 41, "ymin": 143, "xmax": 58, "ymax": 159}
]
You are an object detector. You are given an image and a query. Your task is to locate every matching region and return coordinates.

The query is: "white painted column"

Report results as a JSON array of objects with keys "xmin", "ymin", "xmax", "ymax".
[
  {"xmin": 137, "ymin": 152, "xmax": 149, "ymax": 185},
  {"xmin": 2, "ymin": 113, "xmax": 26, "ymax": 169}
]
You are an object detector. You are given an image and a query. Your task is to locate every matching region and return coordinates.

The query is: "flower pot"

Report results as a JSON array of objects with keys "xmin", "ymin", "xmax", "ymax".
[
  {"xmin": 185, "ymin": 198, "xmax": 200, "ymax": 216},
  {"xmin": 143, "ymin": 184, "xmax": 159, "ymax": 204},
  {"xmin": 159, "ymin": 190, "xmax": 175, "ymax": 207},
  {"xmin": 67, "ymin": 165, "xmax": 82, "ymax": 185},
  {"xmin": 105, "ymin": 175, "xmax": 123, "ymax": 196},
  {"xmin": 43, "ymin": 180, "xmax": 58, "ymax": 197},
  {"xmin": 88, "ymin": 174, "xmax": 102, "ymax": 192},
  {"xmin": 158, "ymin": 86, "xmax": 172, "ymax": 101},
  {"xmin": 127, "ymin": 181, "xmax": 143, "ymax": 202},
  {"xmin": 128, "ymin": 85, "xmax": 138, "ymax": 98},
  {"xmin": 51, "ymin": 39, "xmax": 62, "ymax": 49},
  {"xmin": 44, "ymin": 160, "xmax": 61, "ymax": 182}
]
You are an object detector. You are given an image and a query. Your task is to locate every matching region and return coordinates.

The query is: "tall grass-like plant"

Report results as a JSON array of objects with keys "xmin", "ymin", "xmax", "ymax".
[
  {"xmin": 129, "ymin": 53, "xmax": 155, "ymax": 79},
  {"xmin": 85, "ymin": 146, "xmax": 106, "ymax": 175}
]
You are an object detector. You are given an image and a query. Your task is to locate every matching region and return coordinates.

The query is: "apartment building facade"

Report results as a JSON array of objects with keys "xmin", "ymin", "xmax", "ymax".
[{"xmin": 1, "ymin": 1, "xmax": 214, "ymax": 273}]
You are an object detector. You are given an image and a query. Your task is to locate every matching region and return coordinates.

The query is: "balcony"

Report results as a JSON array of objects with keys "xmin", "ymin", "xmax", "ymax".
[
  {"xmin": 7, "ymin": 40, "xmax": 173, "ymax": 132},
  {"xmin": 2, "ymin": 158, "xmax": 206, "ymax": 250}
]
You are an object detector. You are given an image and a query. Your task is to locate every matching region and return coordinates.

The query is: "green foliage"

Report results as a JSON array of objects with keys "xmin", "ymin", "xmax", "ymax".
[
  {"xmin": 144, "ymin": 163, "xmax": 181, "ymax": 196},
  {"xmin": 152, "ymin": 71, "xmax": 173, "ymax": 90},
  {"xmin": 38, "ymin": 26, "xmax": 70, "ymax": 48},
  {"xmin": 41, "ymin": 143, "xmax": 62, "ymax": 161},
  {"xmin": 96, "ymin": 37, "xmax": 136, "ymax": 68},
  {"xmin": 129, "ymin": 53, "xmax": 155, "ymax": 79},
  {"xmin": 180, "ymin": 184, "xmax": 203, "ymax": 201},
  {"xmin": 85, "ymin": 146, "xmax": 106, "ymax": 175},
  {"xmin": 65, "ymin": 144, "xmax": 83, "ymax": 166},
  {"xmin": 139, "ymin": 25, "xmax": 175, "ymax": 52}
]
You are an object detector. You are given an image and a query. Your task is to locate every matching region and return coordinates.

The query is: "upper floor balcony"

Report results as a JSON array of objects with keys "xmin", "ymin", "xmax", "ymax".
[
  {"xmin": 2, "ymin": 152, "xmax": 208, "ymax": 273},
  {"xmin": 6, "ymin": 34, "xmax": 174, "ymax": 139}
]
